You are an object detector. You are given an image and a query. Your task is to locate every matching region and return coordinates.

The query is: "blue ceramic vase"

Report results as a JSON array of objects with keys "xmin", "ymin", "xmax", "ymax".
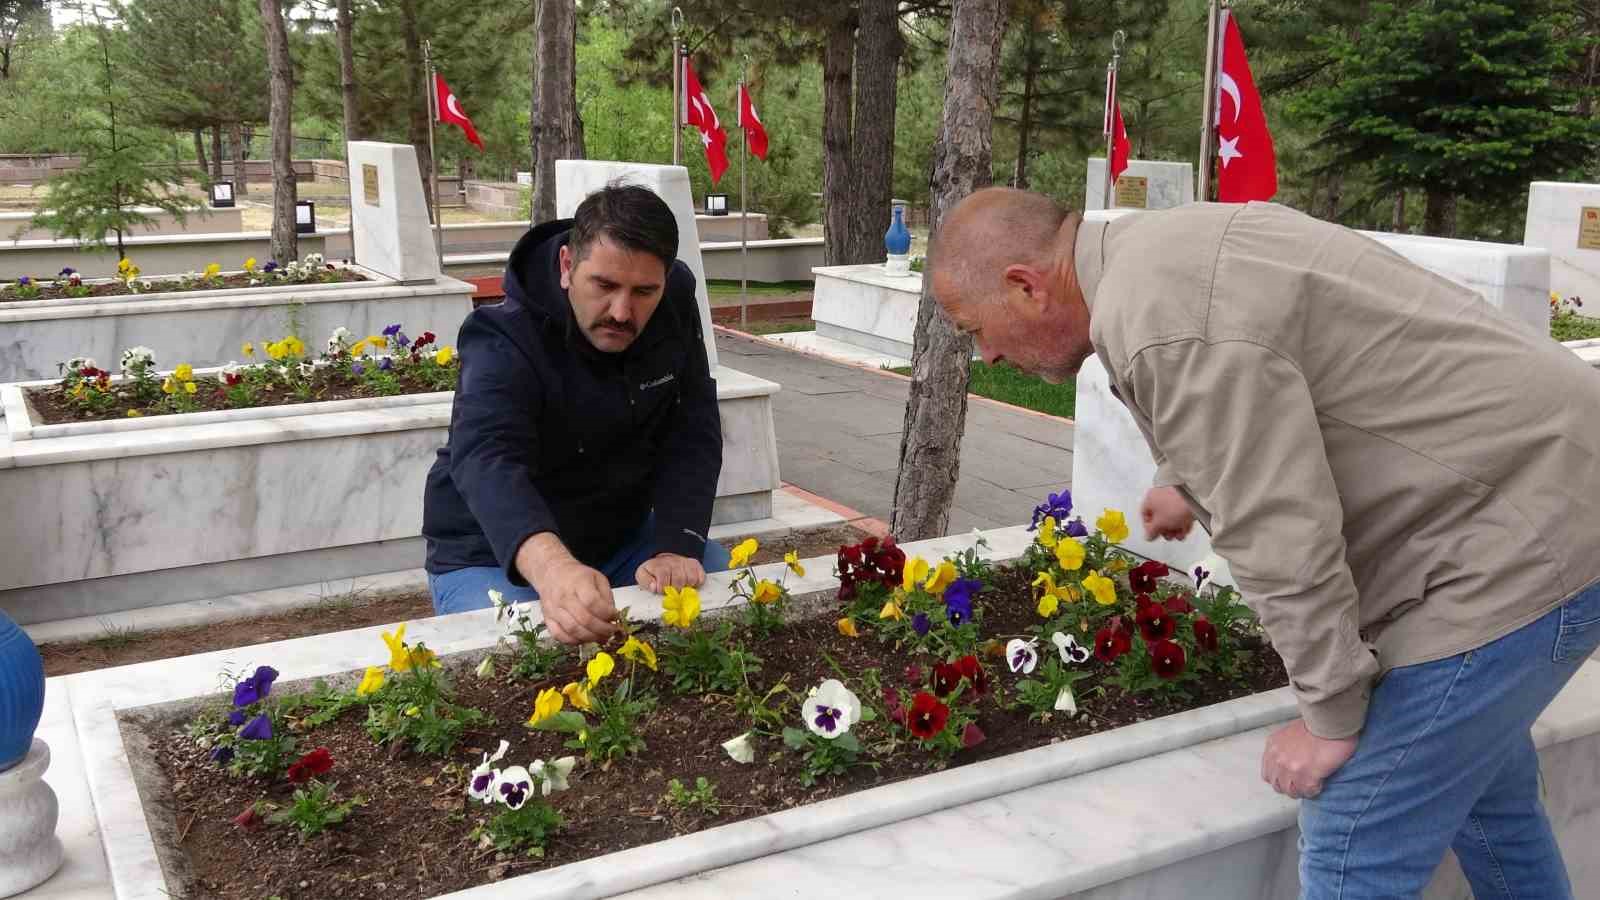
[
  {"xmin": 0, "ymin": 610, "xmax": 45, "ymax": 772},
  {"xmin": 884, "ymin": 205, "xmax": 912, "ymax": 257}
]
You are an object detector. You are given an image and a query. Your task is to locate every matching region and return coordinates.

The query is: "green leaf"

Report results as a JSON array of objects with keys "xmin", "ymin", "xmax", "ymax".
[
  {"xmin": 529, "ymin": 711, "xmax": 588, "ymax": 734},
  {"xmin": 782, "ymin": 726, "xmax": 810, "ymax": 750},
  {"xmin": 834, "ymin": 731, "xmax": 863, "ymax": 753},
  {"xmin": 858, "ymin": 706, "xmax": 878, "ymax": 723}
]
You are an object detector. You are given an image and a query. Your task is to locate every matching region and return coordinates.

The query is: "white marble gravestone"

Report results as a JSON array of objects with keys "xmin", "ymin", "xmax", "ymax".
[
  {"xmin": 1524, "ymin": 180, "xmax": 1600, "ymax": 306},
  {"xmin": 555, "ymin": 160, "xmax": 718, "ymax": 368},
  {"xmin": 1363, "ymin": 231, "xmax": 1549, "ymax": 334},
  {"xmin": 345, "ymin": 142, "xmax": 443, "ymax": 284},
  {"xmin": 1086, "ymin": 158, "xmax": 1195, "ymax": 211}
]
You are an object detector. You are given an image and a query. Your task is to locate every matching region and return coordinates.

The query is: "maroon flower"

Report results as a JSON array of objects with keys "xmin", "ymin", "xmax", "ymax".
[
  {"xmin": 1133, "ymin": 593, "xmax": 1154, "ymax": 610},
  {"xmin": 1095, "ymin": 625, "xmax": 1132, "ymax": 663},
  {"xmin": 1129, "ymin": 560, "xmax": 1171, "ymax": 595},
  {"xmin": 903, "ymin": 664, "xmax": 923, "ymax": 683},
  {"xmin": 286, "ymin": 747, "xmax": 335, "ymax": 784},
  {"xmin": 931, "ymin": 661, "xmax": 962, "ymax": 697},
  {"xmin": 232, "ymin": 804, "xmax": 262, "ymax": 830},
  {"xmin": 1136, "ymin": 603, "xmax": 1177, "ymax": 643},
  {"xmin": 907, "ymin": 691, "xmax": 950, "ymax": 739},
  {"xmin": 954, "ymin": 654, "xmax": 989, "ymax": 696},
  {"xmin": 883, "ymin": 686, "xmax": 903, "ymax": 721},
  {"xmin": 1164, "ymin": 593, "xmax": 1194, "ymax": 615},
  {"xmin": 1193, "ymin": 616, "xmax": 1219, "ymax": 653},
  {"xmin": 961, "ymin": 723, "xmax": 986, "ymax": 748},
  {"xmin": 1149, "ymin": 640, "xmax": 1188, "ymax": 680}
]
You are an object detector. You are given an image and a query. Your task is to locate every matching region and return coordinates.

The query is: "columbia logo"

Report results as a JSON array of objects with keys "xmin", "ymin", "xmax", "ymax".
[{"xmin": 640, "ymin": 374, "xmax": 676, "ymax": 390}]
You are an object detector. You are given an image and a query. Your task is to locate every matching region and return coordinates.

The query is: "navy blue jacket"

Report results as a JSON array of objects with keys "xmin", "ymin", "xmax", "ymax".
[{"xmin": 422, "ymin": 219, "xmax": 722, "ymax": 583}]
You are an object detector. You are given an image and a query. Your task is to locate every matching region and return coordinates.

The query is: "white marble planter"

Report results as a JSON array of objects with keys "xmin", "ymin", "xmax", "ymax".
[
  {"xmin": 0, "ymin": 365, "xmax": 780, "ymax": 625},
  {"xmin": 30, "ymin": 527, "xmax": 1600, "ymax": 900},
  {"xmin": 0, "ymin": 270, "xmax": 477, "ymax": 383}
]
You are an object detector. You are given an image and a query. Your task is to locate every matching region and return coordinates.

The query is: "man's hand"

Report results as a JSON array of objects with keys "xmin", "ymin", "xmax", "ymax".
[
  {"xmin": 1141, "ymin": 485, "xmax": 1196, "ymax": 541},
  {"xmin": 516, "ymin": 533, "xmax": 616, "ymax": 645},
  {"xmin": 635, "ymin": 553, "xmax": 706, "ymax": 593},
  {"xmin": 1261, "ymin": 719, "xmax": 1359, "ymax": 799}
]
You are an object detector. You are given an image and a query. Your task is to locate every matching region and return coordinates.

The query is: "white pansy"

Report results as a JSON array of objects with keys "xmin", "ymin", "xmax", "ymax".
[
  {"xmin": 120, "ymin": 346, "xmax": 155, "ymax": 378},
  {"xmin": 466, "ymin": 739, "xmax": 510, "ymax": 803},
  {"xmin": 1006, "ymin": 637, "xmax": 1039, "ymax": 674},
  {"xmin": 326, "ymin": 326, "xmax": 351, "ymax": 353},
  {"xmin": 1190, "ymin": 553, "xmax": 1235, "ymax": 592},
  {"xmin": 721, "ymin": 732, "xmax": 755, "ymax": 764},
  {"xmin": 493, "ymin": 765, "xmax": 533, "ymax": 810},
  {"xmin": 801, "ymin": 678, "xmax": 862, "ymax": 739},
  {"xmin": 474, "ymin": 655, "xmax": 495, "ymax": 679},
  {"xmin": 305, "ymin": 252, "xmax": 325, "ymax": 267},
  {"xmin": 531, "ymin": 756, "xmax": 576, "ymax": 796},
  {"xmin": 1052, "ymin": 631, "xmax": 1091, "ymax": 665},
  {"xmin": 488, "ymin": 589, "xmax": 505, "ymax": 608},
  {"xmin": 1054, "ymin": 686, "xmax": 1078, "ymax": 715},
  {"xmin": 64, "ymin": 356, "xmax": 97, "ymax": 373}
]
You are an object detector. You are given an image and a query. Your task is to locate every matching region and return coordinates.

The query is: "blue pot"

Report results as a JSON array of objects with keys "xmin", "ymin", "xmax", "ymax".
[
  {"xmin": 0, "ymin": 610, "xmax": 45, "ymax": 772},
  {"xmin": 884, "ymin": 205, "xmax": 912, "ymax": 257}
]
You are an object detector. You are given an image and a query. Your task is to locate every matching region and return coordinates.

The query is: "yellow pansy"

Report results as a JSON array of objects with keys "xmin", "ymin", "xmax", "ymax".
[
  {"xmin": 924, "ymin": 560, "xmax": 958, "ymax": 596},
  {"xmin": 663, "ymin": 585, "xmax": 701, "ymax": 628},
  {"xmin": 1054, "ymin": 538, "xmax": 1086, "ymax": 571},
  {"xmin": 282, "ymin": 336, "xmax": 305, "ymax": 357},
  {"xmin": 243, "ymin": 257, "xmax": 257, "ymax": 273},
  {"xmin": 879, "ymin": 600, "xmax": 905, "ymax": 621},
  {"xmin": 751, "ymin": 579, "xmax": 782, "ymax": 604},
  {"xmin": 562, "ymin": 680, "xmax": 593, "ymax": 712},
  {"xmin": 407, "ymin": 644, "xmax": 439, "ymax": 669},
  {"xmin": 728, "ymin": 538, "xmax": 758, "ymax": 569},
  {"xmin": 586, "ymin": 651, "xmax": 615, "ymax": 687},
  {"xmin": 265, "ymin": 340, "xmax": 287, "ymax": 361},
  {"xmin": 126, "ymin": 409, "xmax": 143, "ymax": 418},
  {"xmin": 902, "ymin": 557, "xmax": 930, "ymax": 593},
  {"xmin": 1033, "ymin": 572, "xmax": 1063, "ymax": 617},
  {"xmin": 117, "ymin": 258, "xmax": 132, "ymax": 274},
  {"xmin": 836, "ymin": 617, "xmax": 860, "ymax": 638},
  {"xmin": 435, "ymin": 345, "xmax": 455, "ymax": 365},
  {"xmin": 1096, "ymin": 509, "xmax": 1130, "ymax": 545},
  {"xmin": 619, "ymin": 636, "xmax": 658, "ymax": 671},
  {"xmin": 174, "ymin": 363, "xmax": 194, "ymax": 382},
  {"xmin": 183, "ymin": 381, "xmax": 197, "ymax": 395},
  {"xmin": 1105, "ymin": 557, "xmax": 1129, "ymax": 575},
  {"xmin": 1083, "ymin": 570, "xmax": 1118, "ymax": 606},
  {"xmin": 161, "ymin": 378, "xmax": 176, "ymax": 395},
  {"xmin": 241, "ymin": 342, "xmax": 254, "ymax": 357},
  {"xmin": 527, "ymin": 687, "xmax": 564, "ymax": 726},
  {"xmin": 381, "ymin": 624, "xmax": 414, "ymax": 671},
  {"xmin": 784, "ymin": 550, "xmax": 806, "ymax": 577},
  {"xmin": 203, "ymin": 263, "xmax": 220, "ymax": 279},
  {"xmin": 348, "ymin": 340, "xmax": 367, "ymax": 357},
  {"xmin": 355, "ymin": 666, "xmax": 386, "ymax": 696},
  {"xmin": 1038, "ymin": 515, "xmax": 1058, "ymax": 549},
  {"xmin": 366, "ymin": 334, "xmax": 387, "ymax": 349}
]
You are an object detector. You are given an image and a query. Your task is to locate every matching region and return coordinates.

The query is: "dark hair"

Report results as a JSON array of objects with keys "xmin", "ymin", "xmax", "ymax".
[{"xmin": 569, "ymin": 182, "xmax": 679, "ymax": 272}]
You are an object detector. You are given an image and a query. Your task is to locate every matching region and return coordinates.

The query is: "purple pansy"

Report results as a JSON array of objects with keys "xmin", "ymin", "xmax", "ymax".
[
  {"xmin": 351, "ymin": 361, "xmax": 365, "ymax": 376},
  {"xmin": 944, "ymin": 579, "xmax": 982, "ymax": 625},
  {"xmin": 1193, "ymin": 564, "xmax": 1211, "ymax": 591},
  {"xmin": 238, "ymin": 713, "xmax": 273, "ymax": 741},
  {"xmin": 378, "ymin": 356, "xmax": 393, "ymax": 371},
  {"xmin": 1029, "ymin": 490, "xmax": 1072, "ymax": 530},
  {"xmin": 231, "ymin": 665, "xmax": 279, "ymax": 707},
  {"xmin": 382, "ymin": 323, "xmax": 403, "ymax": 337},
  {"xmin": 911, "ymin": 612, "xmax": 931, "ymax": 636},
  {"xmin": 1064, "ymin": 518, "xmax": 1089, "ymax": 538},
  {"xmin": 227, "ymin": 709, "xmax": 247, "ymax": 727},
  {"xmin": 18, "ymin": 276, "xmax": 31, "ymax": 286},
  {"xmin": 263, "ymin": 260, "xmax": 279, "ymax": 272},
  {"xmin": 210, "ymin": 745, "xmax": 234, "ymax": 765},
  {"xmin": 59, "ymin": 267, "xmax": 75, "ymax": 277}
]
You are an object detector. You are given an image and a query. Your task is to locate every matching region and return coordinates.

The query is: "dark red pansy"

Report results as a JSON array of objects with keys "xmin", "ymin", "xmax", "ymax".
[
  {"xmin": 1193, "ymin": 616, "xmax": 1219, "ymax": 653},
  {"xmin": 1136, "ymin": 603, "xmax": 1177, "ymax": 643},
  {"xmin": 286, "ymin": 747, "xmax": 335, "ymax": 784},
  {"xmin": 961, "ymin": 723, "xmax": 986, "ymax": 748},
  {"xmin": 1164, "ymin": 593, "xmax": 1194, "ymax": 615},
  {"xmin": 907, "ymin": 691, "xmax": 950, "ymax": 739},
  {"xmin": 1095, "ymin": 625, "xmax": 1132, "ymax": 663},
  {"xmin": 954, "ymin": 654, "xmax": 989, "ymax": 696},
  {"xmin": 1129, "ymin": 560, "xmax": 1171, "ymax": 595},
  {"xmin": 1150, "ymin": 639, "xmax": 1188, "ymax": 680},
  {"xmin": 931, "ymin": 662, "xmax": 962, "ymax": 697}
]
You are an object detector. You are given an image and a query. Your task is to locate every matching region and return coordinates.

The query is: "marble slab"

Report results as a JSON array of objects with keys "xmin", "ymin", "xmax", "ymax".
[
  {"xmin": 1565, "ymin": 337, "xmax": 1600, "ymax": 367},
  {"xmin": 811, "ymin": 264, "xmax": 925, "ymax": 359},
  {"xmin": 0, "ymin": 231, "xmax": 339, "ymax": 281},
  {"xmin": 1524, "ymin": 180, "xmax": 1600, "ymax": 306},
  {"xmin": 555, "ymin": 161, "xmax": 719, "ymax": 368},
  {"xmin": 1086, "ymin": 158, "xmax": 1195, "ymax": 211},
  {"xmin": 1361, "ymin": 230, "xmax": 1550, "ymax": 334},
  {"xmin": 347, "ymin": 142, "xmax": 443, "ymax": 283}
]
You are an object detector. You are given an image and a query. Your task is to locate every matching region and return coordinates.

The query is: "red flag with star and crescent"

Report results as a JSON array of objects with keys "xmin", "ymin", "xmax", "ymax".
[
  {"xmin": 737, "ymin": 83, "xmax": 769, "ymax": 161},
  {"xmin": 1214, "ymin": 10, "xmax": 1276, "ymax": 202},
  {"xmin": 682, "ymin": 58, "xmax": 729, "ymax": 183},
  {"xmin": 434, "ymin": 73, "xmax": 483, "ymax": 150}
]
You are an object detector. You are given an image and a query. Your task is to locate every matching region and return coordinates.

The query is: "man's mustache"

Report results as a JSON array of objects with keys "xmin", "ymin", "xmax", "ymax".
[{"xmin": 593, "ymin": 318, "xmax": 636, "ymax": 334}]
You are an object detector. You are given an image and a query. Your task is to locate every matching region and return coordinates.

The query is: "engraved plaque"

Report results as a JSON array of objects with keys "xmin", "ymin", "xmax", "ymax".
[
  {"xmin": 1578, "ymin": 206, "xmax": 1600, "ymax": 251},
  {"xmin": 1113, "ymin": 175, "xmax": 1149, "ymax": 209},
  {"xmin": 362, "ymin": 164, "xmax": 380, "ymax": 206}
]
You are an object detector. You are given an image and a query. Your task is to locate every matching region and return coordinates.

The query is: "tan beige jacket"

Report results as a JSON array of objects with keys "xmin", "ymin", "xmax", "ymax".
[{"xmin": 1077, "ymin": 202, "xmax": 1600, "ymax": 738}]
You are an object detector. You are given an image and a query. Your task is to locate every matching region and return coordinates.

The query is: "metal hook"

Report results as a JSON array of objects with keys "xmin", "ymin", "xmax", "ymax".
[
  {"xmin": 671, "ymin": 6, "xmax": 683, "ymax": 34},
  {"xmin": 1112, "ymin": 29, "xmax": 1126, "ymax": 54}
]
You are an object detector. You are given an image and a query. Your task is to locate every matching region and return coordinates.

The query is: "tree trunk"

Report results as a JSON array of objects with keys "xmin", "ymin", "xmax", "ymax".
[
  {"xmin": 532, "ymin": 0, "xmax": 582, "ymax": 225},
  {"xmin": 336, "ymin": 0, "xmax": 359, "ymax": 144},
  {"xmin": 211, "ymin": 125, "xmax": 223, "ymax": 180},
  {"xmin": 400, "ymin": 0, "xmax": 433, "ymax": 219},
  {"xmin": 844, "ymin": 0, "xmax": 902, "ymax": 265},
  {"xmin": 1013, "ymin": 20, "xmax": 1038, "ymax": 189},
  {"xmin": 1392, "ymin": 189, "xmax": 1406, "ymax": 232},
  {"xmin": 1322, "ymin": 170, "xmax": 1343, "ymax": 221},
  {"xmin": 890, "ymin": 0, "xmax": 1008, "ymax": 540},
  {"xmin": 1423, "ymin": 189, "xmax": 1457, "ymax": 237},
  {"xmin": 259, "ymin": 0, "xmax": 297, "ymax": 263},
  {"xmin": 821, "ymin": 13, "xmax": 855, "ymax": 267},
  {"xmin": 230, "ymin": 120, "xmax": 249, "ymax": 197},
  {"xmin": 1579, "ymin": 39, "xmax": 1600, "ymax": 118},
  {"xmin": 193, "ymin": 128, "xmax": 208, "ymax": 181}
]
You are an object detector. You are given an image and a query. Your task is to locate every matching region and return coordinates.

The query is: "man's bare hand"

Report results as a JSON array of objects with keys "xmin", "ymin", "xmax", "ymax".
[
  {"xmin": 1261, "ymin": 719, "xmax": 1359, "ymax": 799},
  {"xmin": 635, "ymin": 553, "xmax": 706, "ymax": 594},
  {"xmin": 1141, "ymin": 485, "xmax": 1196, "ymax": 541},
  {"xmin": 534, "ymin": 559, "xmax": 617, "ymax": 645}
]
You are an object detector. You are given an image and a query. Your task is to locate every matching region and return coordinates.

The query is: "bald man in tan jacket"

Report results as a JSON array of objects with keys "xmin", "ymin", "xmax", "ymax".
[{"xmin": 931, "ymin": 189, "xmax": 1600, "ymax": 899}]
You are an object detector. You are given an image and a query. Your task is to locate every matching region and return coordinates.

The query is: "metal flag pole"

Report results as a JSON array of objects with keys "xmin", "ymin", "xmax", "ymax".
[
  {"xmin": 1103, "ymin": 30, "xmax": 1125, "ymax": 210},
  {"xmin": 671, "ymin": 7, "xmax": 684, "ymax": 166},
  {"xmin": 739, "ymin": 55, "xmax": 750, "ymax": 330},
  {"xmin": 423, "ymin": 39, "xmax": 444, "ymax": 268},
  {"xmin": 1197, "ymin": 0, "xmax": 1222, "ymax": 202}
]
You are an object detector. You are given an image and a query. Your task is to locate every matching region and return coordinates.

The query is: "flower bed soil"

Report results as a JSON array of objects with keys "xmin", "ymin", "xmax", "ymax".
[
  {"xmin": 2, "ymin": 269, "xmax": 369, "ymax": 303},
  {"xmin": 27, "ymin": 367, "xmax": 453, "ymax": 425},
  {"xmin": 131, "ymin": 566, "xmax": 1287, "ymax": 900}
]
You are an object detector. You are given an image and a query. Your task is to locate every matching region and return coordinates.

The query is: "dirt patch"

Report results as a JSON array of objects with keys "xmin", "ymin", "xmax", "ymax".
[
  {"xmin": 2, "ymin": 268, "xmax": 367, "ymax": 303},
  {"xmin": 130, "ymin": 563, "xmax": 1287, "ymax": 899}
]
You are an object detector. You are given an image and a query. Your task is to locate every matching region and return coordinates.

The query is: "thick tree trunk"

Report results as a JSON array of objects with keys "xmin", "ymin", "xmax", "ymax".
[
  {"xmin": 211, "ymin": 125, "xmax": 223, "ymax": 180},
  {"xmin": 845, "ymin": 0, "xmax": 902, "ymax": 265},
  {"xmin": 400, "ymin": 0, "xmax": 433, "ymax": 219},
  {"xmin": 229, "ymin": 120, "xmax": 249, "ymax": 197},
  {"xmin": 1322, "ymin": 170, "xmax": 1343, "ymax": 221},
  {"xmin": 1013, "ymin": 21, "xmax": 1038, "ymax": 189},
  {"xmin": 336, "ymin": 0, "xmax": 359, "ymax": 144},
  {"xmin": 1392, "ymin": 189, "xmax": 1406, "ymax": 232},
  {"xmin": 259, "ymin": 0, "xmax": 297, "ymax": 263},
  {"xmin": 193, "ymin": 128, "xmax": 208, "ymax": 180},
  {"xmin": 532, "ymin": 0, "xmax": 582, "ymax": 225},
  {"xmin": 1423, "ymin": 189, "xmax": 1457, "ymax": 237},
  {"xmin": 821, "ymin": 13, "xmax": 855, "ymax": 267},
  {"xmin": 890, "ymin": 0, "xmax": 1007, "ymax": 540}
]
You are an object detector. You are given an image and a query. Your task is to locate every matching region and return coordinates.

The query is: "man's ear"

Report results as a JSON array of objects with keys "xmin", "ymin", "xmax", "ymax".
[
  {"xmin": 1002, "ymin": 263, "xmax": 1049, "ymax": 312},
  {"xmin": 559, "ymin": 245, "xmax": 574, "ymax": 290}
]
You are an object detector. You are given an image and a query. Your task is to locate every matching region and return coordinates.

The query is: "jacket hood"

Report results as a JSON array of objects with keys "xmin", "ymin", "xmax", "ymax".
[{"xmin": 502, "ymin": 217, "xmax": 577, "ymax": 326}]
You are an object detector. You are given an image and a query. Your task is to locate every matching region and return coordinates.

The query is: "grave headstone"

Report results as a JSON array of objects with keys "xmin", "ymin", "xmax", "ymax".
[
  {"xmin": 1086, "ymin": 158, "xmax": 1194, "ymax": 211},
  {"xmin": 1524, "ymin": 181, "xmax": 1600, "ymax": 307},
  {"xmin": 345, "ymin": 141, "xmax": 442, "ymax": 284}
]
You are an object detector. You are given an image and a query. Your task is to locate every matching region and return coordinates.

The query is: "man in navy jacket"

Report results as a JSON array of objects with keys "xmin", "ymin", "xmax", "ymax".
[{"xmin": 422, "ymin": 184, "xmax": 729, "ymax": 643}]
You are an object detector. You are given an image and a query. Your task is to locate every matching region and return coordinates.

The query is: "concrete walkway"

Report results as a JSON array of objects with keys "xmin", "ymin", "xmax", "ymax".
[{"xmin": 717, "ymin": 329, "xmax": 1075, "ymax": 532}]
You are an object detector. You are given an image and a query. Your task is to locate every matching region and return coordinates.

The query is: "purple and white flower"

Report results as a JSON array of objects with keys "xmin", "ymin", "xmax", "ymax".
[
  {"xmin": 801, "ymin": 679, "xmax": 861, "ymax": 740},
  {"xmin": 530, "ymin": 756, "xmax": 576, "ymax": 796},
  {"xmin": 466, "ymin": 739, "xmax": 510, "ymax": 804},
  {"xmin": 1052, "ymin": 631, "xmax": 1091, "ymax": 665},
  {"xmin": 1006, "ymin": 638, "xmax": 1039, "ymax": 674},
  {"xmin": 494, "ymin": 765, "xmax": 533, "ymax": 810}
]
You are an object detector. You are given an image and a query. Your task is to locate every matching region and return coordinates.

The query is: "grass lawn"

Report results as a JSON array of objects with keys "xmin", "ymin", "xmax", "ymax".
[
  {"xmin": 1552, "ymin": 312, "xmax": 1600, "ymax": 341},
  {"xmin": 737, "ymin": 319, "xmax": 817, "ymax": 336},
  {"xmin": 891, "ymin": 361, "xmax": 1075, "ymax": 419},
  {"xmin": 706, "ymin": 278, "xmax": 814, "ymax": 295}
]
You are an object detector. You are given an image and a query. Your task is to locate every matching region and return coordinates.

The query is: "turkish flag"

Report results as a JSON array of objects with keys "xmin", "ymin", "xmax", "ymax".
[
  {"xmin": 1110, "ymin": 101, "xmax": 1130, "ymax": 180},
  {"xmin": 434, "ymin": 73, "xmax": 483, "ymax": 151},
  {"xmin": 1214, "ymin": 11, "xmax": 1276, "ymax": 202},
  {"xmin": 737, "ymin": 83, "xmax": 769, "ymax": 161},
  {"xmin": 682, "ymin": 58, "xmax": 729, "ymax": 184}
]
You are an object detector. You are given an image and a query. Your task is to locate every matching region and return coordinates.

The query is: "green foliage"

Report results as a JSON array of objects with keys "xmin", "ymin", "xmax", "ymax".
[
  {"xmin": 1552, "ymin": 312, "xmax": 1600, "ymax": 341},
  {"xmin": 664, "ymin": 776, "xmax": 720, "ymax": 815},
  {"xmin": 479, "ymin": 801, "xmax": 563, "ymax": 856},
  {"xmin": 494, "ymin": 596, "xmax": 570, "ymax": 681},
  {"xmin": 299, "ymin": 678, "xmax": 366, "ymax": 727},
  {"xmin": 659, "ymin": 621, "xmax": 763, "ymax": 695},
  {"xmin": 117, "ymin": 0, "xmax": 267, "ymax": 135},
  {"xmin": 1012, "ymin": 656, "xmax": 1090, "ymax": 722},
  {"xmin": 363, "ymin": 663, "xmax": 487, "ymax": 756},
  {"xmin": 261, "ymin": 780, "xmax": 362, "ymax": 839},
  {"xmin": 782, "ymin": 725, "xmax": 865, "ymax": 787},
  {"xmin": 570, "ymin": 679, "xmax": 654, "ymax": 763}
]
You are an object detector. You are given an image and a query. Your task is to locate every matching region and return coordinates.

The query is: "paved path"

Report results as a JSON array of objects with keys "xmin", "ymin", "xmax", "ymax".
[{"xmin": 717, "ymin": 330, "xmax": 1076, "ymax": 532}]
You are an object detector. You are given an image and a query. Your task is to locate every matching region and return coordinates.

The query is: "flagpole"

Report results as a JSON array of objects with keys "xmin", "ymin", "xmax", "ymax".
[
  {"xmin": 1103, "ymin": 30, "xmax": 1124, "ymax": 210},
  {"xmin": 1198, "ymin": 0, "xmax": 1222, "ymax": 202},
  {"xmin": 671, "ymin": 8, "xmax": 684, "ymax": 166},
  {"xmin": 739, "ymin": 56, "xmax": 751, "ymax": 331},
  {"xmin": 423, "ymin": 39, "xmax": 444, "ymax": 269}
]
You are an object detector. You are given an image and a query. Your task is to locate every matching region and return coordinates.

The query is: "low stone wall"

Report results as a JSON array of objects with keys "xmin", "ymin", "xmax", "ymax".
[
  {"xmin": 0, "ymin": 231, "xmax": 338, "ymax": 279},
  {"xmin": 465, "ymin": 180, "xmax": 523, "ymax": 217},
  {"xmin": 0, "ymin": 206, "xmax": 243, "ymax": 242}
]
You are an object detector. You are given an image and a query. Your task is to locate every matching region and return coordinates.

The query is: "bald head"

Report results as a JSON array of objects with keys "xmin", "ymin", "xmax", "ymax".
[{"xmin": 929, "ymin": 187, "xmax": 1075, "ymax": 309}]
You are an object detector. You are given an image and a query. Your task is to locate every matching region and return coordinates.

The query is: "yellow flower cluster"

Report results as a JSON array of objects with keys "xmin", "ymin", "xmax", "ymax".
[
  {"xmin": 116, "ymin": 258, "xmax": 141, "ymax": 282},
  {"xmin": 265, "ymin": 336, "xmax": 306, "ymax": 360},
  {"xmin": 162, "ymin": 362, "xmax": 199, "ymax": 396},
  {"xmin": 899, "ymin": 556, "xmax": 958, "ymax": 596},
  {"xmin": 728, "ymin": 538, "xmax": 758, "ymax": 568},
  {"xmin": 203, "ymin": 263, "xmax": 221, "ymax": 280},
  {"xmin": 243, "ymin": 257, "xmax": 258, "ymax": 274},
  {"xmin": 379, "ymin": 623, "xmax": 439, "ymax": 672},
  {"xmin": 663, "ymin": 585, "xmax": 701, "ymax": 628},
  {"xmin": 620, "ymin": 635, "xmax": 658, "ymax": 670},
  {"xmin": 435, "ymin": 345, "xmax": 455, "ymax": 366}
]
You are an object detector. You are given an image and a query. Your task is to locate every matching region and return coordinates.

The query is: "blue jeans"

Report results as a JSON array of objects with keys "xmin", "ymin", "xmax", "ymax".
[
  {"xmin": 427, "ymin": 513, "xmax": 733, "ymax": 616},
  {"xmin": 1298, "ymin": 579, "xmax": 1600, "ymax": 899}
]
